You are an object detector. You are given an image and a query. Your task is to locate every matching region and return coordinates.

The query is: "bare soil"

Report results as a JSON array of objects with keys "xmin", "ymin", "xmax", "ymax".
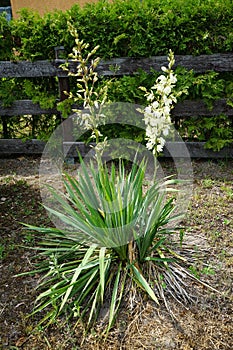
[{"xmin": 0, "ymin": 156, "xmax": 232, "ymax": 350}]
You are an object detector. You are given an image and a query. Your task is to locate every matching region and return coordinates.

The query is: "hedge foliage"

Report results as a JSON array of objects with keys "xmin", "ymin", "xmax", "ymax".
[
  {"xmin": 0, "ymin": 0, "xmax": 233, "ymax": 150},
  {"xmin": 1, "ymin": 0, "xmax": 233, "ymax": 60}
]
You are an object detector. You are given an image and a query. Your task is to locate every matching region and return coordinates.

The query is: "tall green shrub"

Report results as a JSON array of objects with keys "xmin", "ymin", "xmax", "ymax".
[
  {"xmin": 0, "ymin": 0, "xmax": 233, "ymax": 149},
  {"xmin": 5, "ymin": 0, "xmax": 233, "ymax": 60}
]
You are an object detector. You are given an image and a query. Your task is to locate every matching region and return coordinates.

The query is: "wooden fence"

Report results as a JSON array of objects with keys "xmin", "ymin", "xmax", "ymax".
[{"xmin": 0, "ymin": 52, "xmax": 233, "ymax": 158}]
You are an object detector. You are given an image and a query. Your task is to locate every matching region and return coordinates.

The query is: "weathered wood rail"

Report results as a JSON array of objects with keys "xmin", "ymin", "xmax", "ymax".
[
  {"xmin": 0, "ymin": 53, "xmax": 233, "ymax": 158},
  {"xmin": 1, "ymin": 53, "xmax": 233, "ymax": 78}
]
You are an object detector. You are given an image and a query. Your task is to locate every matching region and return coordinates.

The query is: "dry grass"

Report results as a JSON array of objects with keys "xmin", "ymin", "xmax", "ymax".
[{"xmin": 0, "ymin": 157, "xmax": 232, "ymax": 349}]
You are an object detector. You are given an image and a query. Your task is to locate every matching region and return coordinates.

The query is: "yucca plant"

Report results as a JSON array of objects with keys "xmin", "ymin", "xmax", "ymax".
[
  {"xmin": 23, "ymin": 156, "xmax": 188, "ymax": 333},
  {"xmin": 18, "ymin": 24, "xmax": 214, "ymax": 335}
]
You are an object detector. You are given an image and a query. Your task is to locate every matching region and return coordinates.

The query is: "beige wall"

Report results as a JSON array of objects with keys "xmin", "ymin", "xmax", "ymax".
[{"xmin": 11, "ymin": 0, "xmax": 99, "ymax": 18}]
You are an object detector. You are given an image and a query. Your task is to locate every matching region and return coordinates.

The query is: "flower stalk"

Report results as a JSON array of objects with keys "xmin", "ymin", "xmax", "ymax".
[{"xmin": 140, "ymin": 50, "xmax": 187, "ymax": 155}]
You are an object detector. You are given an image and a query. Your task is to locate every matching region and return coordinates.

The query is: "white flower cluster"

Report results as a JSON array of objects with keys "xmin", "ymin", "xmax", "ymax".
[
  {"xmin": 63, "ymin": 23, "xmax": 110, "ymax": 146},
  {"xmin": 142, "ymin": 50, "xmax": 178, "ymax": 155}
]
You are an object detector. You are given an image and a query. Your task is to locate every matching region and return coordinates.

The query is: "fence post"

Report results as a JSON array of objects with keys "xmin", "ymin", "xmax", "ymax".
[
  {"xmin": 55, "ymin": 46, "xmax": 74, "ymax": 149},
  {"xmin": 1, "ymin": 116, "xmax": 8, "ymax": 138}
]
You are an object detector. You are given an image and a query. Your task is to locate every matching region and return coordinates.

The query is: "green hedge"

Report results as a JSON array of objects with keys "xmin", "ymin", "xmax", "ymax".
[
  {"xmin": 0, "ymin": 0, "xmax": 233, "ymax": 150},
  {"xmin": 1, "ymin": 0, "xmax": 233, "ymax": 60}
]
